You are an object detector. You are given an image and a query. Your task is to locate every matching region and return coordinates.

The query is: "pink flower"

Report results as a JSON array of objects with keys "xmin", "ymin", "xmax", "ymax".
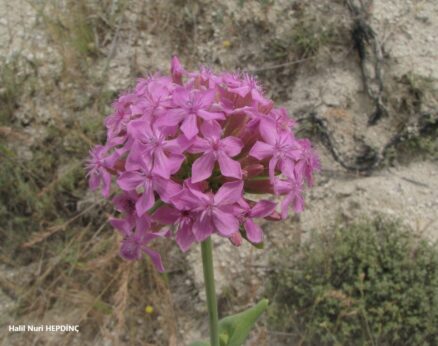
[
  {"xmin": 117, "ymin": 158, "xmax": 181, "ymax": 216},
  {"xmin": 171, "ymin": 181, "xmax": 243, "ymax": 241},
  {"xmin": 236, "ymin": 199, "xmax": 276, "ymax": 243},
  {"xmin": 86, "ymin": 145, "xmax": 119, "ymax": 198},
  {"xmin": 190, "ymin": 120, "xmax": 243, "ymax": 183},
  {"xmin": 130, "ymin": 80, "xmax": 171, "ymax": 120},
  {"xmin": 127, "ymin": 120, "xmax": 185, "ymax": 178},
  {"xmin": 271, "ymin": 107, "xmax": 296, "ymax": 131},
  {"xmin": 224, "ymin": 73, "xmax": 270, "ymax": 106},
  {"xmin": 105, "ymin": 93, "xmax": 138, "ymax": 140},
  {"xmin": 117, "ymin": 166, "xmax": 156, "ymax": 216},
  {"xmin": 295, "ymin": 139, "xmax": 321, "ymax": 187},
  {"xmin": 274, "ymin": 177, "xmax": 305, "ymax": 219},
  {"xmin": 157, "ymin": 88, "xmax": 225, "ymax": 139},
  {"xmin": 153, "ymin": 205, "xmax": 196, "ymax": 252},
  {"xmin": 112, "ymin": 191, "xmax": 139, "ymax": 215},
  {"xmin": 249, "ymin": 120, "xmax": 302, "ymax": 181},
  {"xmin": 110, "ymin": 215, "xmax": 166, "ymax": 271},
  {"xmin": 86, "ymin": 56, "xmax": 319, "ymax": 271}
]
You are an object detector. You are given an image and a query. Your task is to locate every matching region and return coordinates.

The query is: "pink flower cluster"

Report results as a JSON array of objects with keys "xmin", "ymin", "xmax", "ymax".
[{"xmin": 86, "ymin": 57, "xmax": 319, "ymax": 272}]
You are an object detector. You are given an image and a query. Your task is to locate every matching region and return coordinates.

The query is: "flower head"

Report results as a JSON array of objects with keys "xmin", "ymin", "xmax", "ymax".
[{"xmin": 87, "ymin": 57, "xmax": 319, "ymax": 271}]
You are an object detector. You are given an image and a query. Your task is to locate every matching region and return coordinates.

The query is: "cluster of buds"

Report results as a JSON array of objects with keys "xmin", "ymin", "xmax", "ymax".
[{"xmin": 86, "ymin": 57, "xmax": 319, "ymax": 271}]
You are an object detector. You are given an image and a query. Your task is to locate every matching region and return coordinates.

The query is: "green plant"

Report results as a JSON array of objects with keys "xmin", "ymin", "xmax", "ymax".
[
  {"xmin": 391, "ymin": 130, "xmax": 438, "ymax": 162},
  {"xmin": 267, "ymin": 217, "xmax": 438, "ymax": 345},
  {"xmin": 292, "ymin": 19, "xmax": 335, "ymax": 58},
  {"xmin": 266, "ymin": 13, "xmax": 337, "ymax": 62}
]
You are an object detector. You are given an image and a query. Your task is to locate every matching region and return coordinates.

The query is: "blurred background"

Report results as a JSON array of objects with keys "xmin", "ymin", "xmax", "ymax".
[{"xmin": 1, "ymin": 0, "xmax": 437, "ymax": 345}]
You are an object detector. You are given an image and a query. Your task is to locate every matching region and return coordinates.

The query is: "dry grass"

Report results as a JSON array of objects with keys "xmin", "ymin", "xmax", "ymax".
[{"xmin": 0, "ymin": 1, "xmax": 176, "ymax": 345}]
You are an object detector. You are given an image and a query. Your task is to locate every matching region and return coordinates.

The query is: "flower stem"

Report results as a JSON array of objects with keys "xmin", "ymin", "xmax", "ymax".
[{"xmin": 201, "ymin": 237, "xmax": 220, "ymax": 346}]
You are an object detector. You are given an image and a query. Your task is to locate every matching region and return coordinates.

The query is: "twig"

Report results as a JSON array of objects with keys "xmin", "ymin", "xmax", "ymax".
[{"xmin": 399, "ymin": 176, "xmax": 429, "ymax": 188}]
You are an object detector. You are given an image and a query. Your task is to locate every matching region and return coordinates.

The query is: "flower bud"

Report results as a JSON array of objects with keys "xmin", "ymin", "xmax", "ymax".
[{"xmin": 229, "ymin": 232, "xmax": 243, "ymax": 247}]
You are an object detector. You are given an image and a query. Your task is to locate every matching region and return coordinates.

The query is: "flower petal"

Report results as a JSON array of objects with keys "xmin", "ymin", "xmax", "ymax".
[
  {"xmin": 135, "ymin": 182, "xmax": 155, "ymax": 216},
  {"xmin": 193, "ymin": 212, "xmax": 214, "ymax": 242},
  {"xmin": 135, "ymin": 214, "xmax": 151, "ymax": 234},
  {"xmin": 172, "ymin": 87, "xmax": 190, "ymax": 108},
  {"xmin": 168, "ymin": 153, "xmax": 185, "ymax": 174},
  {"xmin": 154, "ymin": 176, "xmax": 181, "ymax": 202},
  {"xmin": 171, "ymin": 188, "xmax": 205, "ymax": 210},
  {"xmin": 153, "ymin": 148, "xmax": 172, "ymax": 179},
  {"xmin": 214, "ymin": 180, "xmax": 243, "ymax": 206},
  {"xmin": 244, "ymin": 218, "xmax": 263, "ymax": 243},
  {"xmin": 197, "ymin": 89, "xmax": 216, "ymax": 108},
  {"xmin": 152, "ymin": 206, "xmax": 180, "ymax": 224},
  {"xmin": 120, "ymin": 237, "xmax": 142, "ymax": 260},
  {"xmin": 293, "ymin": 193, "xmax": 304, "ymax": 213},
  {"xmin": 88, "ymin": 173, "xmax": 100, "ymax": 191},
  {"xmin": 176, "ymin": 221, "xmax": 196, "ymax": 252},
  {"xmin": 280, "ymin": 158, "xmax": 295, "ymax": 178},
  {"xmin": 110, "ymin": 217, "xmax": 134, "ymax": 237},
  {"xmin": 191, "ymin": 152, "xmax": 216, "ymax": 183},
  {"xmin": 125, "ymin": 141, "xmax": 146, "ymax": 171},
  {"xmin": 221, "ymin": 136, "xmax": 243, "ymax": 157},
  {"xmin": 218, "ymin": 152, "xmax": 242, "ymax": 180},
  {"xmin": 143, "ymin": 247, "xmax": 165, "ymax": 272},
  {"xmin": 189, "ymin": 137, "xmax": 211, "ymax": 153},
  {"xmin": 181, "ymin": 113, "xmax": 199, "ymax": 139},
  {"xmin": 200, "ymin": 120, "xmax": 222, "ymax": 139},
  {"xmin": 117, "ymin": 171, "xmax": 145, "ymax": 191},
  {"xmin": 155, "ymin": 108, "xmax": 186, "ymax": 127},
  {"xmin": 101, "ymin": 171, "xmax": 112, "ymax": 198},
  {"xmin": 230, "ymin": 86, "xmax": 250, "ymax": 97},
  {"xmin": 251, "ymin": 89, "xmax": 270, "ymax": 106},
  {"xmin": 212, "ymin": 208, "xmax": 239, "ymax": 236},
  {"xmin": 127, "ymin": 119, "xmax": 152, "ymax": 141},
  {"xmin": 258, "ymin": 119, "xmax": 277, "ymax": 144},
  {"xmin": 268, "ymin": 156, "xmax": 279, "ymax": 182},
  {"xmin": 164, "ymin": 134, "xmax": 193, "ymax": 154},
  {"xmin": 274, "ymin": 178, "xmax": 292, "ymax": 195},
  {"xmin": 185, "ymin": 182, "xmax": 211, "ymax": 205},
  {"xmin": 280, "ymin": 194, "xmax": 292, "ymax": 220},
  {"xmin": 197, "ymin": 109, "xmax": 225, "ymax": 121},
  {"xmin": 250, "ymin": 200, "xmax": 277, "ymax": 218},
  {"xmin": 249, "ymin": 141, "xmax": 274, "ymax": 160}
]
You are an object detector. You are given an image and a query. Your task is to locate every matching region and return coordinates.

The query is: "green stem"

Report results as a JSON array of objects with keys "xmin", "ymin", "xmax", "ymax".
[{"xmin": 201, "ymin": 237, "xmax": 220, "ymax": 346}]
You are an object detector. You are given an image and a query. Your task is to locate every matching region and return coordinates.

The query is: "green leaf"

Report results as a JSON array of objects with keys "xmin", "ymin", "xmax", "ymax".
[{"xmin": 218, "ymin": 298, "xmax": 269, "ymax": 346}]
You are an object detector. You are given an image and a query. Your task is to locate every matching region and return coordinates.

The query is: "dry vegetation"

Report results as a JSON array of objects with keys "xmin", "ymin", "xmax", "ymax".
[{"xmin": 0, "ymin": 1, "xmax": 178, "ymax": 345}]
